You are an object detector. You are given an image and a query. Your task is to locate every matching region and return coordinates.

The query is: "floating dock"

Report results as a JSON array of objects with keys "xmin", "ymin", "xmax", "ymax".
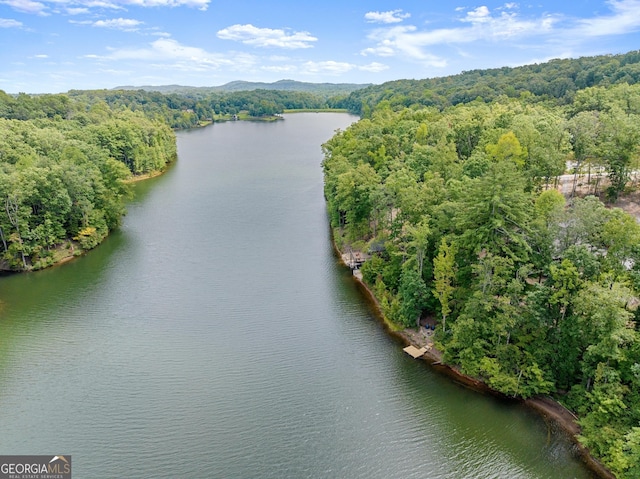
[{"xmin": 403, "ymin": 345, "xmax": 428, "ymax": 358}]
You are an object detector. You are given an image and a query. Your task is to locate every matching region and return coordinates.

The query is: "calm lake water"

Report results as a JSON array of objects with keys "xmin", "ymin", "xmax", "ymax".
[{"xmin": 0, "ymin": 113, "xmax": 595, "ymax": 478}]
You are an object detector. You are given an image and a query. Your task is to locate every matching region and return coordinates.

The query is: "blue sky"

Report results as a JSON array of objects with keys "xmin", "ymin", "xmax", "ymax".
[{"xmin": 1, "ymin": 0, "xmax": 640, "ymax": 93}]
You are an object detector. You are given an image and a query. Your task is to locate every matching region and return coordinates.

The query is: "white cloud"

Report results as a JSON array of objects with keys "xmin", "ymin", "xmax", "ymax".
[
  {"xmin": 123, "ymin": 0, "xmax": 209, "ymax": 9},
  {"xmin": 0, "ymin": 17, "xmax": 23, "ymax": 27},
  {"xmin": 364, "ymin": 9, "xmax": 410, "ymax": 24},
  {"xmin": 0, "ymin": 0, "xmax": 210, "ymax": 15},
  {"xmin": 302, "ymin": 60, "xmax": 355, "ymax": 75},
  {"xmin": 66, "ymin": 7, "xmax": 89, "ymax": 14},
  {"xmin": 34, "ymin": 54, "xmax": 49, "ymax": 58},
  {"xmin": 458, "ymin": 6, "xmax": 553, "ymax": 38},
  {"xmin": 104, "ymin": 38, "xmax": 203, "ymax": 60},
  {"xmin": 1, "ymin": 0, "xmax": 48, "ymax": 15},
  {"xmin": 96, "ymin": 38, "xmax": 258, "ymax": 72},
  {"xmin": 572, "ymin": 0, "xmax": 640, "ymax": 37},
  {"xmin": 359, "ymin": 62, "xmax": 389, "ymax": 73},
  {"xmin": 300, "ymin": 60, "xmax": 389, "ymax": 76},
  {"xmin": 362, "ymin": 6, "xmax": 557, "ymax": 65},
  {"xmin": 360, "ymin": 2, "xmax": 640, "ymax": 73},
  {"xmin": 361, "ymin": 45, "xmax": 396, "ymax": 57},
  {"xmin": 92, "ymin": 18, "xmax": 143, "ymax": 30},
  {"xmin": 78, "ymin": 0, "xmax": 124, "ymax": 9},
  {"xmin": 217, "ymin": 24, "xmax": 317, "ymax": 49},
  {"xmin": 363, "ymin": 25, "xmax": 451, "ymax": 64},
  {"xmin": 462, "ymin": 6, "xmax": 491, "ymax": 24}
]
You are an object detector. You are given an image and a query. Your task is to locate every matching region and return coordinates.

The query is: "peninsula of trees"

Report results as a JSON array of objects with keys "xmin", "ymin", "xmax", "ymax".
[
  {"xmin": 323, "ymin": 51, "xmax": 640, "ymax": 478},
  {"xmin": 0, "ymin": 92, "xmax": 176, "ymax": 271},
  {"xmin": 67, "ymin": 87, "xmax": 352, "ymax": 129}
]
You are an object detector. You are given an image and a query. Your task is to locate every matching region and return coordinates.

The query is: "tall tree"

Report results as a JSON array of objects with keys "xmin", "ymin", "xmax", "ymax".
[
  {"xmin": 433, "ymin": 237, "xmax": 457, "ymax": 332},
  {"xmin": 455, "ymin": 161, "xmax": 532, "ymax": 263},
  {"xmin": 597, "ymin": 108, "xmax": 640, "ymax": 201}
]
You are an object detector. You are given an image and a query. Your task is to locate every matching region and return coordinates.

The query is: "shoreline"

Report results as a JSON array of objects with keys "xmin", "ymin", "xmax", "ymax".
[
  {"xmin": 1, "ymin": 168, "xmax": 171, "ymax": 275},
  {"xmin": 123, "ymin": 169, "xmax": 168, "ymax": 183},
  {"xmin": 332, "ymin": 235, "xmax": 614, "ymax": 479}
]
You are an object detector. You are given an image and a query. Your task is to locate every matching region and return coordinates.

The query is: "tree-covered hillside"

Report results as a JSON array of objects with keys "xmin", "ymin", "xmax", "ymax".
[
  {"xmin": 0, "ymin": 93, "xmax": 176, "ymax": 271},
  {"xmin": 344, "ymin": 50, "xmax": 640, "ymax": 116},
  {"xmin": 0, "ymin": 80, "xmax": 358, "ymax": 271},
  {"xmin": 67, "ymin": 87, "xmax": 350, "ymax": 129},
  {"xmin": 323, "ymin": 81, "xmax": 640, "ymax": 477}
]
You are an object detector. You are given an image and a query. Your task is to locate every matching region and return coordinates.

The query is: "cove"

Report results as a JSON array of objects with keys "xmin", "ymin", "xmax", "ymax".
[{"xmin": 0, "ymin": 113, "xmax": 595, "ymax": 478}]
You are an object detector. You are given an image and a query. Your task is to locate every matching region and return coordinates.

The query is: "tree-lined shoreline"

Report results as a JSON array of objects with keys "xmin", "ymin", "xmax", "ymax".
[
  {"xmin": 3, "ymin": 50, "xmax": 640, "ymax": 477},
  {"xmin": 322, "ymin": 80, "xmax": 640, "ymax": 477},
  {"xmin": 334, "ymin": 236, "xmax": 616, "ymax": 479},
  {"xmin": 0, "ymin": 96, "xmax": 176, "ymax": 271}
]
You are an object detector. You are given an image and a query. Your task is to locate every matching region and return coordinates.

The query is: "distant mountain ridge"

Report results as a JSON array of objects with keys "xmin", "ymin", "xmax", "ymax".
[{"xmin": 113, "ymin": 79, "xmax": 372, "ymax": 96}]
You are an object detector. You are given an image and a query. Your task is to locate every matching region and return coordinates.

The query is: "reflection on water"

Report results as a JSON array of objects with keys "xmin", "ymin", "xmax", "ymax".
[{"xmin": 0, "ymin": 114, "xmax": 594, "ymax": 478}]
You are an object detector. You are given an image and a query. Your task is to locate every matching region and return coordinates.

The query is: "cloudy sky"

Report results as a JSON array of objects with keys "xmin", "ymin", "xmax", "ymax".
[{"xmin": 1, "ymin": 0, "xmax": 640, "ymax": 93}]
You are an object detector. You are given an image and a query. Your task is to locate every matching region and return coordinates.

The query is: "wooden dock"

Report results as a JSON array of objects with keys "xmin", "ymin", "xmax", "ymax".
[
  {"xmin": 403, "ymin": 345, "xmax": 428, "ymax": 358},
  {"xmin": 342, "ymin": 249, "xmax": 368, "ymax": 270}
]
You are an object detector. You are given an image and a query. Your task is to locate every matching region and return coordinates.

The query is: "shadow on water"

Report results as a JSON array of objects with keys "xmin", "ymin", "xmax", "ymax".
[
  {"xmin": 128, "ymin": 160, "xmax": 177, "ymax": 206},
  {"xmin": 327, "ymin": 249, "xmax": 596, "ymax": 478},
  {"xmin": 0, "ymin": 229, "xmax": 125, "ymax": 331},
  {"xmin": 394, "ymin": 358, "xmax": 597, "ymax": 478},
  {"xmin": 0, "ymin": 115, "xmax": 596, "ymax": 479},
  {"xmin": 0, "ymin": 163, "xmax": 172, "ymax": 385},
  {"xmin": 0, "ymin": 158, "xmax": 175, "ymax": 320}
]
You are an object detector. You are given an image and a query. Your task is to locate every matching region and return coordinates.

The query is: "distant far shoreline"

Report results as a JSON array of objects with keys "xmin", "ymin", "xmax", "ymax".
[{"xmin": 283, "ymin": 108, "xmax": 349, "ymax": 113}]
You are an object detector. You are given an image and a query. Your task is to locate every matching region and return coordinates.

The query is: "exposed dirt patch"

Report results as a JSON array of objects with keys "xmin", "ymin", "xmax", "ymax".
[{"xmin": 613, "ymin": 189, "xmax": 640, "ymax": 221}]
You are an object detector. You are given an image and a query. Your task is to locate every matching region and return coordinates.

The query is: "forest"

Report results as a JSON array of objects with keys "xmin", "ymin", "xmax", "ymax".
[
  {"xmin": 66, "ymin": 88, "xmax": 350, "ymax": 129},
  {"xmin": 3, "ymin": 48, "xmax": 640, "ymax": 476},
  {"xmin": 0, "ymin": 83, "xmax": 356, "ymax": 270},
  {"xmin": 323, "ymin": 78, "xmax": 640, "ymax": 477},
  {"xmin": 0, "ymin": 92, "xmax": 176, "ymax": 271},
  {"xmin": 343, "ymin": 50, "xmax": 640, "ymax": 116}
]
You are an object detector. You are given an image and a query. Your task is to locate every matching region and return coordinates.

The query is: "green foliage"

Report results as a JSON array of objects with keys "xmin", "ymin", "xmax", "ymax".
[
  {"xmin": 618, "ymin": 427, "xmax": 640, "ymax": 478},
  {"xmin": 433, "ymin": 238, "xmax": 456, "ymax": 331},
  {"xmin": 597, "ymin": 109, "xmax": 640, "ymax": 201},
  {"xmin": 398, "ymin": 265, "xmax": 430, "ymax": 327},
  {"xmin": 485, "ymin": 131, "xmax": 527, "ymax": 167},
  {"xmin": 0, "ymin": 93, "xmax": 176, "ymax": 271},
  {"xmin": 454, "ymin": 161, "xmax": 532, "ymax": 263},
  {"xmin": 65, "ymin": 87, "xmax": 351, "ymax": 128},
  {"xmin": 343, "ymin": 50, "xmax": 640, "ymax": 115},
  {"xmin": 322, "ymin": 66, "xmax": 640, "ymax": 473}
]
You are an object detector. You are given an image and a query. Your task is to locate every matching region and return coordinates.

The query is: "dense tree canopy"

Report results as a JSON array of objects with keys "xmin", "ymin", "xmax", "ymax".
[
  {"xmin": 0, "ymin": 95, "xmax": 176, "ymax": 271},
  {"xmin": 323, "ymin": 82, "xmax": 640, "ymax": 478},
  {"xmin": 66, "ymin": 88, "xmax": 348, "ymax": 129},
  {"xmin": 4, "ymin": 49, "xmax": 640, "ymax": 476},
  {"xmin": 343, "ymin": 50, "xmax": 640, "ymax": 116},
  {"xmin": 0, "ymin": 83, "xmax": 348, "ymax": 270}
]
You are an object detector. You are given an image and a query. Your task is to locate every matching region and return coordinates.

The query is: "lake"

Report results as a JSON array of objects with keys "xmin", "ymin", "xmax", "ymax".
[{"xmin": 0, "ymin": 113, "xmax": 594, "ymax": 478}]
